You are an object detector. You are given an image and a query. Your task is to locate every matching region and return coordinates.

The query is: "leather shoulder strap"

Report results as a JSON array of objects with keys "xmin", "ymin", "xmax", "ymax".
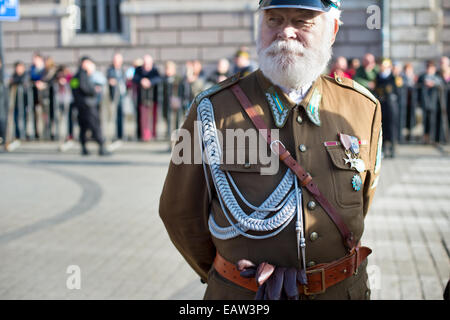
[{"xmin": 230, "ymin": 84, "xmax": 356, "ymax": 251}]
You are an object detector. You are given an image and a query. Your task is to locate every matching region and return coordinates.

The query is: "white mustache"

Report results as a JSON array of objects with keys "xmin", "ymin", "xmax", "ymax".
[{"xmin": 263, "ymin": 40, "xmax": 305, "ymax": 57}]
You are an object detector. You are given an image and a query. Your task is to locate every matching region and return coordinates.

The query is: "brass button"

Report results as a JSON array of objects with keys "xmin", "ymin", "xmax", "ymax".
[
  {"xmin": 307, "ymin": 201, "xmax": 316, "ymax": 211},
  {"xmin": 336, "ymin": 77, "xmax": 343, "ymax": 83},
  {"xmin": 307, "ymin": 261, "xmax": 316, "ymax": 268},
  {"xmin": 310, "ymin": 232, "xmax": 319, "ymax": 242},
  {"xmin": 296, "ymin": 115, "xmax": 303, "ymax": 124},
  {"xmin": 243, "ymin": 163, "xmax": 251, "ymax": 169},
  {"xmin": 299, "ymin": 144, "xmax": 307, "ymax": 152}
]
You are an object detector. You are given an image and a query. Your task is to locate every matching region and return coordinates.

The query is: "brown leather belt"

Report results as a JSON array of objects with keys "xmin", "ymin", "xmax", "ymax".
[{"xmin": 213, "ymin": 246, "xmax": 371, "ymax": 295}]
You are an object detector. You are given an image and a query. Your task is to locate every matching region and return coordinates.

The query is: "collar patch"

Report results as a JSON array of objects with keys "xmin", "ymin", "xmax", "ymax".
[
  {"xmin": 306, "ymin": 88, "xmax": 322, "ymax": 127},
  {"xmin": 266, "ymin": 87, "xmax": 289, "ymax": 128}
]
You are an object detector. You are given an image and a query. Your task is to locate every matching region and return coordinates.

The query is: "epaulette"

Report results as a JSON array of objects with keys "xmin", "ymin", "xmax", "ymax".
[
  {"xmin": 195, "ymin": 72, "xmax": 241, "ymax": 105},
  {"xmin": 331, "ymin": 73, "xmax": 378, "ymax": 104}
]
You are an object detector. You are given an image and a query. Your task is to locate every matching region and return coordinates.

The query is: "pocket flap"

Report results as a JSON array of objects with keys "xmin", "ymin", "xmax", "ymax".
[{"xmin": 325, "ymin": 145, "xmax": 372, "ymax": 171}]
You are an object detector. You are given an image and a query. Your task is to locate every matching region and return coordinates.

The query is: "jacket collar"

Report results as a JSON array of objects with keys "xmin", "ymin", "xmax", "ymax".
[{"xmin": 256, "ymin": 69, "xmax": 323, "ymax": 127}]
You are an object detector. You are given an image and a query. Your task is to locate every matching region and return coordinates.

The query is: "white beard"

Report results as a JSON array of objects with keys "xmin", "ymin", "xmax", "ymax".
[{"xmin": 257, "ymin": 30, "xmax": 334, "ymax": 90}]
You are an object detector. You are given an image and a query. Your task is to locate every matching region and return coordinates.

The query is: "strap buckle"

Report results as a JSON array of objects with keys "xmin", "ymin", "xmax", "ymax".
[
  {"xmin": 270, "ymin": 140, "xmax": 286, "ymax": 155},
  {"xmin": 303, "ymin": 268, "xmax": 326, "ymax": 295}
]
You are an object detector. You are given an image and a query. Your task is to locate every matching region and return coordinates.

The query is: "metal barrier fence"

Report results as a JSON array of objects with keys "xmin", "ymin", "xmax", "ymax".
[{"xmin": 3, "ymin": 81, "xmax": 450, "ymax": 147}]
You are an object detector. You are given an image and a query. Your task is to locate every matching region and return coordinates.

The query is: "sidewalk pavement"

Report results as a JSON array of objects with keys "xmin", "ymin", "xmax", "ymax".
[{"xmin": 0, "ymin": 142, "xmax": 448, "ymax": 300}]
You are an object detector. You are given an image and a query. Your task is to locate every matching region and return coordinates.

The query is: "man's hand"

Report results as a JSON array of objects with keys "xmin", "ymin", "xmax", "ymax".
[
  {"xmin": 140, "ymin": 78, "xmax": 152, "ymax": 89},
  {"xmin": 425, "ymin": 79, "xmax": 435, "ymax": 88},
  {"xmin": 237, "ymin": 259, "xmax": 305, "ymax": 300},
  {"xmin": 35, "ymin": 80, "xmax": 46, "ymax": 91},
  {"xmin": 109, "ymin": 78, "xmax": 117, "ymax": 86}
]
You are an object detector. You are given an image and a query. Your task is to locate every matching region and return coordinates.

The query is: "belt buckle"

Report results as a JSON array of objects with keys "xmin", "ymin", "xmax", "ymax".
[{"xmin": 304, "ymin": 268, "xmax": 326, "ymax": 295}]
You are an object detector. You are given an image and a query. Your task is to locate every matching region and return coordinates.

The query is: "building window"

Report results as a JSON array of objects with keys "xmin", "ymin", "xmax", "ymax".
[{"xmin": 77, "ymin": 0, "xmax": 122, "ymax": 34}]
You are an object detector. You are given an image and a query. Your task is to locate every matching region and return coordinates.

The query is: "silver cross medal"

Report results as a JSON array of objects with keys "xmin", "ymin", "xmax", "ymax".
[{"xmin": 344, "ymin": 153, "xmax": 366, "ymax": 173}]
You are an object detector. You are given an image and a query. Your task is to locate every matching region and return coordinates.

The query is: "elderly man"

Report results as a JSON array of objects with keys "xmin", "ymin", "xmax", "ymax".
[{"xmin": 159, "ymin": 0, "xmax": 382, "ymax": 300}]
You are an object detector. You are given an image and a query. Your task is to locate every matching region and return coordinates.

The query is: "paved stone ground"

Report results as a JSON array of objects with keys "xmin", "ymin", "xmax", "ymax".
[{"xmin": 0, "ymin": 141, "xmax": 448, "ymax": 300}]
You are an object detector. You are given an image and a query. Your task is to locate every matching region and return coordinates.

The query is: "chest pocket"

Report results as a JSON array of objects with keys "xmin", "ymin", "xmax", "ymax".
[
  {"xmin": 325, "ymin": 145, "xmax": 371, "ymax": 208},
  {"xmin": 218, "ymin": 150, "xmax": 283, "ymax": 210}
]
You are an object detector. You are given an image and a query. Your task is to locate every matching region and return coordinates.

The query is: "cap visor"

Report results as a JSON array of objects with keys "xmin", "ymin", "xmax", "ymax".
[{"xmin": 260, "ymin": 5, "xmax": 329, "ymax": 12}]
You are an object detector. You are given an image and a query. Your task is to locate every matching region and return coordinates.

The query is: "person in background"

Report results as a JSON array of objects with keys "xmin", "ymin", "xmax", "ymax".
[
  {"xmin": 418, "ymin": 60, "xmax": 442, "ymax": 88},
  {"xmin": 329, "ymin": 56, "xmax": 352, "ymax": 79},
  {"xmin": 418, "ymin": 60, "xmax": 444, "ymax": 144},
  {"xmin": 179, "ymin": 61, "xmax": 195, "ymax": 115},
  {"xmin": 207, "ymin": 58, "xmax": 232, "ymax": 86},
  {"xmin": 347, "ymin": 58, "xmax": 360, "ymax": 79},
  {"xmin": 132, "ymin": 54, "xmax": 161, "ymax": 141},
  {"xmin": 55, "ymin": 65, "xmax": 73, "ymax": 142},
  {"xmin": 191, "ymin": 60, "xmax": 206, "ymax": 97},
  {"xmin": 439, "ymin": 56, "xmax": 450, "ymax": 84},
  {"xmin": 126, "ymin": 58, "xmax": 143, "ymax": 139},
  {"xmin": 42, "ymin": 57, "xmax": 59, "ymax": 140},
  {"xmin": 126, "ymin": 58, "xmax": 143, "ymax": 88},
  {"xmin": 29, "ymin": 52, "xmax": 46, "ymax": 140},
  {"xmin": 354, "ymin": 53, "xmax": 378, "ymax": 91},
  {"xmin": 9, "ymin": 61, "xmax": 30, "ymax": 141},
  {"xmin": 184, "ymin": 60, "xmax": 205, "ymax": 104},
  {"xmin": 233, "ymin": 49, "xmax": 256, "ymax": 77},
  {"xmin": 392, "ymin": 61, "xmax": 407, "ymax": 143},
  {"xmin": 439, "ymin": 56, "xmax": 450, "ymax": 132},
  {"xmin": 91, "ymin": 68, "xmax": 106, "ymax": 113},
  {"xmin": 161, "ymin": 61, "xmax": 183, "ymax": 142},
  {"xmin": 401, "ymin": 63, "xmax": 418, "ymax": 142},
  {"xmin": 107, "ymin": 53, "xmax": 127, "ymax": 141},
  {"xmin": 71, "ymin": 56, "xmax": 110, "ymax": 156},
  {"xmin": 375, "ymin": 58, "xmax": 399, "ymax": 158},
  {"xmin": 402, "ymin": 63, "xmax": 417, "ymax": 88},
  {"xmin": 392, "ymin": 61, "xmax": 404, "ymax": 87}
]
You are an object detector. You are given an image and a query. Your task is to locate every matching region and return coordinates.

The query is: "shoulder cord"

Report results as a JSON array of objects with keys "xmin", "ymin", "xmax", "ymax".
[{"xmin": 197, "ymin": 98, "xmax": 301, "ymax": 240}]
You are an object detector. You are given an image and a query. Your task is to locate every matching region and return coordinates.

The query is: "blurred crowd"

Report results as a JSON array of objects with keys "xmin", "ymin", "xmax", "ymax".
[
  {"xmin": 0, "ymin": 48, "xmax": 257, "ymax": 153},
  {"xmin": 330, "ymin": 53, "xmax": 450, "ymax": 157},
  {"xmin": 0, "ymin": 50, "xmax": 449, "ymax": 155}
]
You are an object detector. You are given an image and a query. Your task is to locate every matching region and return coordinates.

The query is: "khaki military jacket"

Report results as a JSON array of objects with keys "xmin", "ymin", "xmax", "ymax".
[{"xmin": 159, "ymin": 70, "xmax": 382, "ymax": 300}]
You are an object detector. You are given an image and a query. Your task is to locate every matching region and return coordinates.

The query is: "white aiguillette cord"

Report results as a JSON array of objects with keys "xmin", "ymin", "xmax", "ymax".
[{"xmin": 295, "ymin": 176, "xmax": 308, "ymax": 284}]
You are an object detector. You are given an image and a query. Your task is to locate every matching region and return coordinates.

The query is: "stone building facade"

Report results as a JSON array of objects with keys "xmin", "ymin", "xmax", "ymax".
[{"xmin": 1, "ymin": 0, "xmax": 449, "ymax": 74}]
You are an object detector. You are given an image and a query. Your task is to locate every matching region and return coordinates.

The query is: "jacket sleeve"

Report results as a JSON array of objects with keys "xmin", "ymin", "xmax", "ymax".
[
  {"xmin": 363, "ymin": 100, "xmax": 382, "ymax": 217},
  {"xmin": 159, "ymin": 100, "xmax": 216, "ymax": 282}
]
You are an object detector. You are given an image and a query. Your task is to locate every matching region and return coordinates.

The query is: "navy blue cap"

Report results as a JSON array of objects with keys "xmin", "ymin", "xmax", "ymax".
[{"xmin": 259, "ymin": 0, "xmax": 341, "ymax": 12}]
